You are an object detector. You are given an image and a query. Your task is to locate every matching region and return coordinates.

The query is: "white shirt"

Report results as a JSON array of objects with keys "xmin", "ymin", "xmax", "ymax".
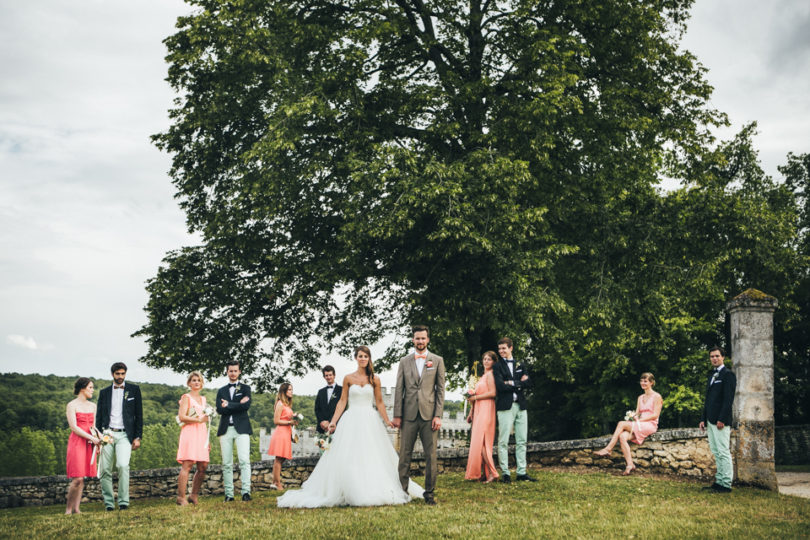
[
  {"xmin": 711, "ymin": 365, "xmax": 725, "ymax": 384},
  {"xmin": 109, "ymin": 384, "xmax": 125, "ymax": 429},
  {"xmin": 414, "ymin": 350, "xmax": 428, "ymax": 377},
  {"xmin": 228, "ymin": 381, "xmax": 240, "ymax": 424},
  {"xmin": 326, "ymin": 385, "xmax": 335, "ymax": 402},
  {"xmin": 505, "ymin": 358, "xmax": 518, "ymax": 401}
]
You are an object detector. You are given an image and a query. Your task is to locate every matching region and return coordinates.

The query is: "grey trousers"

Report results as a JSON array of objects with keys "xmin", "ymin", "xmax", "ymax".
[{"xmin": 398, "ymin": 415, "xmax": 438, "ymax": 498}]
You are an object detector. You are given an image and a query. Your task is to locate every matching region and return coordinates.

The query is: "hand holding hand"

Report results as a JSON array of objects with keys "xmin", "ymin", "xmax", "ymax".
[
  {"xmin": 391, "ymin": 417, "xmax": 401, "ymax": 429},
  {"xmin": 328, "ymin": 422, "xmax": 336, "ymax": 434},
  {"xmin": 319, "ymin": 420, "xmax": 329, "ymax": 431}
]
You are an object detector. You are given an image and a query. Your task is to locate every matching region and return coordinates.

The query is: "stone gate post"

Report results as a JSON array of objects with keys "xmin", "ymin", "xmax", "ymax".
[{"xmin": 726, "ymin": 288, "xmax": 778, "ymax": 490}]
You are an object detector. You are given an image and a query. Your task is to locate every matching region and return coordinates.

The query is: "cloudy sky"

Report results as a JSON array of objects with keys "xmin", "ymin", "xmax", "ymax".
[{"xmin": 2, "ymin": 1, "xmax": 809, "ymax": 396}]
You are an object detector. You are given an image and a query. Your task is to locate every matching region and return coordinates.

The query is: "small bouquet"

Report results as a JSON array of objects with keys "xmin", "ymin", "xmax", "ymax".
[
  {"xmin": 291, "ymin": 413, "xmax": 304, "ymax": 443},
  {"xmin": 624, "ymin": 410, "xmax": 636, "ymax": 422},
  {"xmin": 90, "ymin": 427, "xmax": 114, "ymax": 476},
  {"xmin": 316, "ymin": 433, "xmax": 332, "ymax": 452}
]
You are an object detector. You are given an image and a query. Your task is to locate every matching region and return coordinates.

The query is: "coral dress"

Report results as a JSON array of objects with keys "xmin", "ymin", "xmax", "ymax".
[
  {"xmin": 176, "ymin": 394, "xmax": 210, "ymax": 463},
  {"xmin": 465, "ymin": 372, "xmax": 499, "ymax": 481},
  {"xmin": 630, "ymin": 392, "xmax": 660, "ymax": 445},
  {"xmin": 66, "ymin": 411, "xmax": 97, "ymax": 478},
  {"xmin": 267, "ymin": 402, "xmax": 293, "ymax": 459}
]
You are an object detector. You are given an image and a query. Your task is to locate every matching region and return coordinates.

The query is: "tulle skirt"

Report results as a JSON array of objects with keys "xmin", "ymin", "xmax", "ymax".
[{"xmin": 277, "ymin": 404, "xmax": 424, "ymax": 508}]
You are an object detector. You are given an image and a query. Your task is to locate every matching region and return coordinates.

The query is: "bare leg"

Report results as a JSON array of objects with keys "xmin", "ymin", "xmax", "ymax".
[
  {"xmin": 619, "ymin": 431, "xmax": 636, "ymax": 474},
  {"xmin": 273, "ymin": 458, "xmax": 285, "ymax": 489},
  {"xmin": 65, "ymin": 478, "xmax": 83, "ymax": 514},
  {"xmin": 594, "ymin": 421, "xmax": 633, "ymax": 456},
  {"xmin": 189, "ymin": 462, "xmax": 207, "ymax": 504},
  {"xmin": 177, "ymin": 461, "xmax": 193, "ymax": 505}
]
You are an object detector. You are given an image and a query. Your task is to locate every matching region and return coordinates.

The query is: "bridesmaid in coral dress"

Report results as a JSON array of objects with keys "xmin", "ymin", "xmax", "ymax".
[
  {"xmin": 594, "ymin": 372, "xmax": 663, "ymax": 475},
  {"xmin": 465, "ymin": 351, "xmax": 500, "ymax": 483},
  {"xmin": 267, "ymin": 382, "xmax": 298, "ymax": 490},
  {"xmin": 65, "ymin": 377, "xmax": 100, "ymax": 514},
  {"xmin": 176, "ymin": 371, "xmax": 210, "ymax": 505}
]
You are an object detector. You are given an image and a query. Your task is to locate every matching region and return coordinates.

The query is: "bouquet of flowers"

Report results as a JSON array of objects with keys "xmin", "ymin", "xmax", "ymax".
[
  {"xmin": 464, "ymin": 360, "xmax": 480, "ymax": 417},
  {"xmin": 291, "ymin": 413, "xmax": 304, "ymax": 443},
  {"xmin": 624, "ymin": 410, "xmax": 636, "ymax": 422},
  {"xmin": 90, "ymin": 427, "xmax": 114, "ymax": 476},
  {"xmin": 316, "ymin": 433, "xmax": 332, "ymax": 452}
]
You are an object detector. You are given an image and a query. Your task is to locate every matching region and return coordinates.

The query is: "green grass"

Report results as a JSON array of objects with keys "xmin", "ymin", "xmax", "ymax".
[{"xmin": 2, "ymin": 469, "xmax": 809, "ymax": 539}]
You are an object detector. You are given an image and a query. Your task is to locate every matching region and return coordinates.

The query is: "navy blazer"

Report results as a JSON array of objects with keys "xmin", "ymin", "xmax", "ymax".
[
  {"xmin": 95, "ymin": 383, "xmax": 143, "ymax": 443},
  {"xmin": 493, "ymin": 358, "xmax": 532, "ymax": 411},
  {"xmin": 216, "ymin": 383, "xmax": 253, "ymax": 435},
  {"xmin": 314, "ymin": 384, "xmax": 342, "ymax": 434},
  {"xmin": 701, "ymin": 366, "xmax": 736, "ymax": 425}
]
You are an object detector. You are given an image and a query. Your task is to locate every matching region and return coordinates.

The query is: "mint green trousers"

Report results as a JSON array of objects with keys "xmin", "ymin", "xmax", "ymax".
[
  {"xmin": 99, "ymin": 431, "xmax": 131, "ymax": 508},
  {"xmin": 707, "ymin": 422, "xmax": 733, "ymax": 488},
  {"xmin": 497, "ymin": 403, "xmax": 528, "ymax": 476},
  {"xmin": 219, "ymin": 427, "xmax": 251, "ymax": 497}
]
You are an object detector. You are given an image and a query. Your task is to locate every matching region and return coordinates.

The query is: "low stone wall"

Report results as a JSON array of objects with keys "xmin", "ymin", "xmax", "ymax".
[{"xmin": 1, "ymin": 428, "xmax": 723, "ymax": 508}]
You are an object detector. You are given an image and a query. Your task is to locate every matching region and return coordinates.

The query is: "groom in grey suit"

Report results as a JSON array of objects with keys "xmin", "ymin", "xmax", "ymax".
[{"xmin": 392, "ymin": 325, "xmax": 446, "ymax": 505}]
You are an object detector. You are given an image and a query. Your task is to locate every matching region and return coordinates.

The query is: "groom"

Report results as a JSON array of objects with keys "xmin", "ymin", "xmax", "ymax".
[{"xmin": 392, "ymin": 325, "xmax": 446, "ymax": 505}]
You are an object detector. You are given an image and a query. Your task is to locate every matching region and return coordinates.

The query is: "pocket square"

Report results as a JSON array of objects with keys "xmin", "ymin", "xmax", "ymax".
[
  {"xmin": 127, "ymin": 397, "xmax": 135, "ymax": 401},
  {"xmin": 235, "ymin": 393, "xmax": 243, "ymax": 396}
]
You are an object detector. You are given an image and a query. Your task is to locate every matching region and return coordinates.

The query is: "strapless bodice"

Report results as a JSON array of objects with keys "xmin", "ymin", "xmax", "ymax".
[{"xmin": 348, "ymin": 384, "xmax": 374, "ymax": 408}]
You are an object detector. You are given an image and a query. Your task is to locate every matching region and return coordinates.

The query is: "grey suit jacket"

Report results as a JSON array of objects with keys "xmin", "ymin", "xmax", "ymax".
[{"xmin": 393, "ymin": 351, "xmax": 446, "ymax": 422}]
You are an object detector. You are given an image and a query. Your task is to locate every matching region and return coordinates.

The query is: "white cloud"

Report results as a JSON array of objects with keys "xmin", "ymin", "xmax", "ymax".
[{"xmin": 6, "ymin": 334, "xmax": 40, "ymax": 350}]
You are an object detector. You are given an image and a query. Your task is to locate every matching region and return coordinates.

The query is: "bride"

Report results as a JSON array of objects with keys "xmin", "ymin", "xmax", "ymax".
[{"xmin": 277, "ymin": 346, "xmax": 424, "ymax": 507}]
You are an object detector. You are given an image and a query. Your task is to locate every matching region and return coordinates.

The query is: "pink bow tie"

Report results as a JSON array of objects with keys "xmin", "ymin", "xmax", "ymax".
[{"xmin": 415, "ymin": 354, "xmax": 427, "ymax": 360}]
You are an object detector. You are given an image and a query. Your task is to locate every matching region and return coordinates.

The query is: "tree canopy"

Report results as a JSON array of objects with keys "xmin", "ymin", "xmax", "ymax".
[{"xmin": 137, "ymin": 0, "xmax": 807, "ymax": 435}]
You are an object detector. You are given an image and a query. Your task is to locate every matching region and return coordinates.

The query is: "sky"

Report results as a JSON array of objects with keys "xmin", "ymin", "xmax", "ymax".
[{"xmin": 2, "ymin": 1, "xmax": 809, "ymax": 397}]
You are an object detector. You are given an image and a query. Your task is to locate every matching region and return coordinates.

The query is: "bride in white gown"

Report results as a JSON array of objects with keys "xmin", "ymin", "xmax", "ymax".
[{"xmin": 277, "ymin": 346, "xmax": 424, "ymax": 508}]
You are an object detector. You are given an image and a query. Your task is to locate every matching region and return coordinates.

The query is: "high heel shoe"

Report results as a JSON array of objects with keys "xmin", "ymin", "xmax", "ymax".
[
  {"xmin": 593, "ymin": 448, "xmax": 611, "ymax": 457},
  {"xmin": 176, "ymin": 498, "xmax": 189, "ymax": 506},
  {"xmin": 188, "ymin": 495, "xmax": 198, "ymax": 505},
  {"xmin": 622, "ymin": 465, "xmax": 636, "ymax": 476}
]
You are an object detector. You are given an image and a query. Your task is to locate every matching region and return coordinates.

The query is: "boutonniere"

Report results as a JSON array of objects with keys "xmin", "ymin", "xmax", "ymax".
[
  {"xmin": 329, "ymin": 390, "xmax": 338, "ymax": 402},
  {"xmin": 710, "ymin": 373, "xmax": 719, "ymax": 384},
  {"xmin": 124, "ymin": 391, "xmax": 130, "ymax": 400},
  {"xmin": 426, "ymin": 360, "xmax": 434, "ymax": 368}
]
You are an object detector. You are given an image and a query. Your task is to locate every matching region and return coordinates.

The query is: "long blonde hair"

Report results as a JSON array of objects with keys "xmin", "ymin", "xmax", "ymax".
[
  {"xmin": 355, "ymin": 345, "xmax": 374, "ymax": 384},
  {"xmin": 277, "ymin": 382, "xmax": 293, "ymax": 407}
]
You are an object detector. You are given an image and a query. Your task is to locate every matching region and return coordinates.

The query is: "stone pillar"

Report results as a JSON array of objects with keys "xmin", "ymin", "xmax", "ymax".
[{"xmin": 726, "ymin": 288, "xmax": 778, "ymax": 490}]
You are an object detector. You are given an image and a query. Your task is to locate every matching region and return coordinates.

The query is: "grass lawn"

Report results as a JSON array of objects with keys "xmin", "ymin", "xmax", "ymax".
[{"xmin": 1, "ymin": 469, "xmax": 808, "ymax": 539}]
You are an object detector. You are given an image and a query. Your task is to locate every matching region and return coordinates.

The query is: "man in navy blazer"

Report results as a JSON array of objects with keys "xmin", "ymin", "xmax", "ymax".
[
  {"xmin": 96, "ymin": 362, "xmax": 143, "ymax": 510},
  {"xmin": 216, "ymin": 360, "xmax": 253, "ymax": 501},
  {"xmin": 699, "ymin": 346, "xmax": 736, "ymax": 493},
  {"xmin": 315, "ymin": 365, "xmax": 342, "ymax": 434},
  {"xmin": 493, "ymin": 337, "xmax": 535, "ymax": 483}
]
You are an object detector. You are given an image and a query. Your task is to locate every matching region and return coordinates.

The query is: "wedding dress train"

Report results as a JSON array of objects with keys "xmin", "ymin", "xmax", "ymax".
[{"xmin": 277, "ymin": 384, "xmax": 424, "ymax": 507}]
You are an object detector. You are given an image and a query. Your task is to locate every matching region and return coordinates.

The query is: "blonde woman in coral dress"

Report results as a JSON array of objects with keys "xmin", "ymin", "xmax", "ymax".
[
  {"xmin": 465, "ymin": 351, "xmax": 499, "ymax": 483},
  {"xmin": 267, "ymin": 382, "xmax": 297, "ymax": 490},
  {"xmin": 176, "ymin": 371, "xmax": 210, "ymax": 505},
  {"xmin": 594, "ymin": 372, "xmax": 662, "ymax": 475},
  {"xmin": 65, "ymin": 377, "xmax": 100, "ymax": 514}
]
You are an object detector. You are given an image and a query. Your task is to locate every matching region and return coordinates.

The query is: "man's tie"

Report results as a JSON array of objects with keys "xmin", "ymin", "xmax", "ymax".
[
  {"xmin": 327, "ymin": 385, "xmax": 334, "ymax": 389},
  {"xmin": 229, "ymin": 383, "xmax": 237, "ymax": 387},
  {"xmin": 415, "ymin": 353, "xmax": 427, "ymax": 360},
  {"xmin": 114, "ymin": 385, "xmax": 124, "ymax": 389}
]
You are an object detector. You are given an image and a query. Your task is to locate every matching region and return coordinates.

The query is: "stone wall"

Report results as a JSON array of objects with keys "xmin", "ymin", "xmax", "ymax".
[{"xmin": 0, "ymin": 427, "xmax": 723, "ymax": 508}]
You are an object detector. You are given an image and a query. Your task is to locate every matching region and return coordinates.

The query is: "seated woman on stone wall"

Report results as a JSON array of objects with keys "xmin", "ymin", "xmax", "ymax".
[{"xmin": 594, "ymin": 372, "xmax": 662, "ymax": 475}]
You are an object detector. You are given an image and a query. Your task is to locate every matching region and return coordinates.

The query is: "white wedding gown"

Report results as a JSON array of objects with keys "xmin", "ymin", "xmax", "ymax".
[{"xmin": 277, "ymin": 384, "xmax": 424, "ymax": 507}]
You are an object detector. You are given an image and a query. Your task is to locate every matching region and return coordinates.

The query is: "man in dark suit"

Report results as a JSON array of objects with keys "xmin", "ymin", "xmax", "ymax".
[
  {"xmin": 315, "ymin": 365, "xmax": 342, "ymax": 434},
  {"xmin": 493, "ymin": 337, "xmax": 535, "ymax": 483},
  {"xmin": 216, "ymin": 360, "xmax": 253, "ymax": 501},
  {"xmin": 96, "ymin": 362, "xmax": 143, "ymax": 511},
  {"xmin": 699, "ymin": 346, "xmax": 736, "ymax": 493}
]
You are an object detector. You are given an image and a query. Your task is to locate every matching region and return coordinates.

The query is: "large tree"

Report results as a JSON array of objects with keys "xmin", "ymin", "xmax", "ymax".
[{"xmin": 137, "ymin": 0, "xmax": 723, "ymax": 391}]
